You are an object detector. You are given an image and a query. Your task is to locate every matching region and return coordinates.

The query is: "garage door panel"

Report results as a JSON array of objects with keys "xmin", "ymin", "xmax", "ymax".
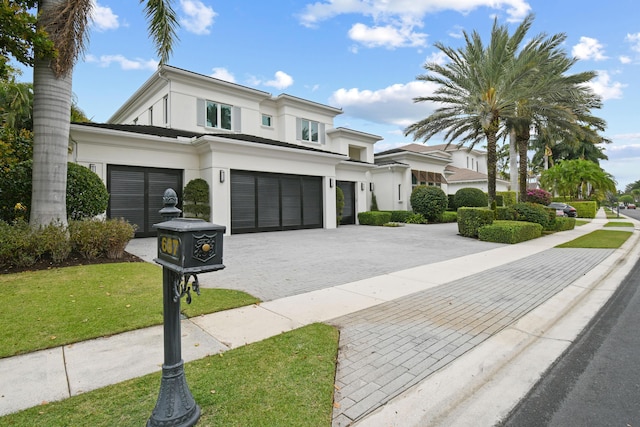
[
  {"xmin": 257, "ymin": 175, "xmax": 280, "ymax": 228},
  {"xmin": 108, "ymin": 166, "xmax": 182, "ymax": 237},
  {"xmin": 231, "ymin": 171, "xmax": 322, "ymax": 234}
]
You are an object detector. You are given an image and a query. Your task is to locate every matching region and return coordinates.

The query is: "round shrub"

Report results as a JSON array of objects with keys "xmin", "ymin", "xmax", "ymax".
[
  {"xmin": 513, "ymin": 202, "xmax": 551, "ymax": 228},
  {"xmin": 0, "ymin": 160, "xmax": 109, "ymax": 222},
  {"xmin": 183, "ymin": 178, "xmax": 210, "ymax": 221},
  {"xmin": 410, "ymin": 185, "xmax": 448, "ymax": 222},
  {"xmin": 525, "ymin": 189, "xmax": 552, "ymax": 206},
  {"xmin": 454, "ymin": 188, "xmax": 488, "ymax": 208}
]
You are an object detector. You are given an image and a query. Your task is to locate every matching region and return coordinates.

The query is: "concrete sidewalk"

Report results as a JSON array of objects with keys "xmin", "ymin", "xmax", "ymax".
[{"xmin": 1, "ymin": 211, "xmax": 638, "ymax": 425}]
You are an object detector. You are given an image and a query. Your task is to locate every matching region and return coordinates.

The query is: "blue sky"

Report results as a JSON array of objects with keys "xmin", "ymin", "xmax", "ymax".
[{"xmin": 20, "ymin": 0, "xmax": 640, "ymax": 191}]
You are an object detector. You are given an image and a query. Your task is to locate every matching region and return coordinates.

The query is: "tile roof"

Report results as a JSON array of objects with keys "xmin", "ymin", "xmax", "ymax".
[{"xmin": 444, "ymin": 165, "xmax": 490, "ymax": 182}]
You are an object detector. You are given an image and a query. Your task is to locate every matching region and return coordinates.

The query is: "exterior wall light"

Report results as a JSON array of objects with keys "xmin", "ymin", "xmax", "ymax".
[{"xmin": 219, "ymin": 170, "xmax": 225, "ymax": 183}]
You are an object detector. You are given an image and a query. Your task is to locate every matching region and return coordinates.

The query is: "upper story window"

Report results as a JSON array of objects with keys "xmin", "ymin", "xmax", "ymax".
[
  {"xmin": 296, "ymin": 118, "xmax": 325, "ymax": 144},
  {"xmin": 163, "ymin": 95, "xmax": 168, "ymax": 125},
  {"xmin": 197, "ymin": 98, "xmax": 240, "ymax": 131},
  {"xmin": 262, "ymin": 114, "xmax": 272, "ymax": 127}
]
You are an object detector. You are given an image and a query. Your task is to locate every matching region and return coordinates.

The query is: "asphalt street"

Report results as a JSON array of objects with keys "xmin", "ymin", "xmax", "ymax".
[{"xmin": 500, "ymin": 208, "xmax": 640, "ymax": 427}]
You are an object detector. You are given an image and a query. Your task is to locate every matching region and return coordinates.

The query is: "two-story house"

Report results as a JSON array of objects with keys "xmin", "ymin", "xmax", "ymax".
[
  {"xmin": 372, "ymin": 143, "xmax": 510, "ymax": 211},
  {"xmin": 69, "ymin": 65, "xmax": 380, "ymax": 236}
]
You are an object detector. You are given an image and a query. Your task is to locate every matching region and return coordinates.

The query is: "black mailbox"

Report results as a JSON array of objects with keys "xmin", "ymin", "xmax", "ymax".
[{"xmin": 154, "ymin": 218, "xmax": 226, "ymax": 274}]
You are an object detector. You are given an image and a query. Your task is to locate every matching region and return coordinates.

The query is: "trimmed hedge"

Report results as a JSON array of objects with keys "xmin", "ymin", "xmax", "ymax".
[
  {"xmin": 478, "ymin": 220, "xmax": 543, "ymax": 244},
  {"xmin": 358, "ymin": 211, "xmax": 392, "ymax": 226},
  {"xmin": 547, "ymin": 217, "xmax": 576, "ymax": 232},
  {"xmin": 457, "ymin": 207, "xmax": 494, "ymax": 238},
  {"xmin": 454, "ymin": 187, "xmax": 488, "ymax": 208},
  {"xmin": 410, "ymin": 185, "xmax": 448, "ymax": 222},
  {"xmin": 497, "ymin": 191, "xmax": 517, "ymax": 207},
  {"xmin": 380, "ymin": 210, "xmax": 413, "ymax": 222},
  {"xmin": 495, "ymin": 206, "xmax": 515, "ymax": 220},
  {"xmin": 571, "ymin": 201, "xmax": 597, "ymax": 219},
  {"xmin": 440, "ymin": 211, "xmax": 458, "ymax": 223},
  {"xmin": 513, "ymin": 202, "xmax": 552, "ymax": 229}
]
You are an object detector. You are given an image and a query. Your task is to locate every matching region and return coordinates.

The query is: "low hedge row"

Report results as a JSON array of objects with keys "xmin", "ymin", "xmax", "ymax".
[
  {"xmin": 478, "ymin": 220, "xmax": 543, "ymax": 244},
  {"xmin": 358, "ymin": 211, "xmax": 392, "ymax": 226},
  {"xmin": 571, "ymin": 201, "xmax": 597, "ymax": 219},
  {"xmin": 380, "ymin": 210, "xmax": 413, "ymax": 222},
  {"xmin": 547, "ymin": 216, "xmax": 576, "ymax": 232},
  {"xmin": 457, "ymin": 207, "xmax": 494, "ymax": 238},
  {"xmin": 0, "ymin": 218, "xmax": 136, "ymax": 270}
]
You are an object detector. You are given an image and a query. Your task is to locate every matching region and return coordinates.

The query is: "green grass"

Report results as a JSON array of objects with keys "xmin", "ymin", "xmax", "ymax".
[
  {"xmin": 0, "ymin": 263, "xmax": 259, "ymax": 358},
  {"xmin": 0, "ymin": 323, "xmax": 339, "ymax": 427},
  {"xmin": 575, "ymin": 220, "xmax": 589, "ymax": 226},
  {"xmin": 604, "ymin": 221, "xmax": 634, "ymax": 227},
  {"xmin": 556, "ymin": 230, "xmax": 633, "ymax": 249}
]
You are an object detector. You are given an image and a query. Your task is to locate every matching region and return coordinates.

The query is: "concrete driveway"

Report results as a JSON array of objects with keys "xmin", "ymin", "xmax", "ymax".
[{"xmin": 126, "ymin": 223, "xmax": 505, "ymax": 301}]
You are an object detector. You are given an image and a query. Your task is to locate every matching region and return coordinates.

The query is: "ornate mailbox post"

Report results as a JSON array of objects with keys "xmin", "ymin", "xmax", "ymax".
[{"xmin": 148, "ymin": 189, "xmax": 225, "ymax": 427}]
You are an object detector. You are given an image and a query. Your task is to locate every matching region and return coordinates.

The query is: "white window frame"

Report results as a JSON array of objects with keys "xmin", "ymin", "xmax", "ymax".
[
  {"xmin": 296, "ymin": 118, "xmax": 325, "ymax": 144},
  {"xmin": 261, "ymin": 114, "xmax": 272, "ymax": 127},
  {"xmin": 197, "ymin": 98, "xmax": 240, "ymax": 131}
]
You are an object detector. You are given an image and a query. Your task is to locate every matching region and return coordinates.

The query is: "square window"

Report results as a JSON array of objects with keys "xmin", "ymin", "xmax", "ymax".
[
  {"xmin": 262, "ymin": 114, "xmax": 272, "ymax": 127},
  {"xmin": 205, "ymin": 100, "xmax": 232, "ymax": 130}
]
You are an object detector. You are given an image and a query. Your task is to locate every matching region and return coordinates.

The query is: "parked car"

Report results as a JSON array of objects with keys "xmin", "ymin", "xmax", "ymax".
[
  {"xmin": 628, "ymin": 204, "xmax": 636, "ymax": 209},
  {"xmin": 548, "ymin": 202, "xmax": 578, "ymax": 217}
]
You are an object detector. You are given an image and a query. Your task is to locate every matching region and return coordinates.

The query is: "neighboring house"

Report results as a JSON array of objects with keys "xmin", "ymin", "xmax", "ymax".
[
  {"xmin": 372, "ymin": 143, "xmax": 510, "ymax": 211},
  {"xmin": 69, "ymin": 65, "xmax": 380, "ymax": 236}
]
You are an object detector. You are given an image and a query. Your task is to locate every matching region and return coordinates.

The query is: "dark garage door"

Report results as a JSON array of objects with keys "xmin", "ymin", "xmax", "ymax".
[
  {"xmin": 337, "ymin": 181, "xmax": 356, "ymax": 225},
  {"xmin": 231, "ymin": 170, "xmax": 323, "ymax": 234},
  {"xmin": 107, "ymin": 165, "xmax": 183, "ymax": 237}
]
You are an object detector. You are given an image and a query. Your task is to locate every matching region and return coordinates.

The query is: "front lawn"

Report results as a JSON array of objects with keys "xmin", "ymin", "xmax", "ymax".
[
  {"xmin": 0, "ymin": 263, "xmax": 259, "ymax": 358},
  {"xmin": 556, "ymin": 230, "xmax": 633, "ymax": 249},
  {"xmin": 0, "ymin": 323, "xmax": 339, "ymax": 427}
]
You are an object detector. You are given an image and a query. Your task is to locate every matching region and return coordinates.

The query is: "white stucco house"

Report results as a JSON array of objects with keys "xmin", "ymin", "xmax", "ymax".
[
  {"xmin": 68, "ymin": 65, "xmax": 508, "ymax": 236},
  {"xmin": 372, "ymin": 143, "xmax": 510, "ymax": 211},
  {"xmin": 69, "ymin": 65, "xmax": 381, "ymax": 236}
]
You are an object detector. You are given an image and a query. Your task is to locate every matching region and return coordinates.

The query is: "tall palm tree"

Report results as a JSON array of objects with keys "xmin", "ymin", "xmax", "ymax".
[
  {"xmin": 405, "ymin": 14, "xmax": 539, "ymax": 205},
  {"xmin": 30, "ymin": 0, "xmax": 179, "ymax": 227}
]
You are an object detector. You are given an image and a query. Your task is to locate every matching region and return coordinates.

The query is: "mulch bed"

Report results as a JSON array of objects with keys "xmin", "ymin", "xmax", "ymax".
[{"xmin": 1, "ymin": 251, "xmax": 145, "ymax": 275}]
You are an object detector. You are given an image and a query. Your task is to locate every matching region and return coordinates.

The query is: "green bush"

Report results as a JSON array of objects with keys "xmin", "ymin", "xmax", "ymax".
[
  {"xmin": 410, "ymin": 185, "xmax": 448, "ymax": 222},
  {"xmin": 454, "ymin": 188, "xmax": 488, "ymax": 208},
  {"xmin": 66, "ymin": 162, "xmax": 110, "ymax": 220},
  {"xmin": 183, "ymin": 178, "xmax": 210, "ymax": 221},
  {"xmin": 478, "ymin": 220, "xmax": 543, "ymax": 244},
  {"xmin": 69, "ymin": 219, "xmax": 136, "ymax": 260},
  {"xmin": 495, "ymin": 194, "xmax": 504, "ymax": 207},
  {"xmin": 0, "ymin": 220, "xmax": 40, "ymax": 268},
  {"xmin": 358, "ymin": 211, "xmax": 391, "ymax": 226},
  {"xmin": 548, "ymin": 216, "xmax": 576, "ymax": 232},
  {"xmin": 495, "ymin": 206, "xmax": 515, "ymax": 220},
  {"xmin": 513, "ymin": 202, "xmax": 552, "ymax": 228},
  {"xmin": 0, "ymin": 160, "xmax": 109, "ymax": 222},
  {"xmin": 440, "ymin": 211, "xmax": 458, "ymax": 223},
  {"xmin": 457, "ymin": 207, "xmax": 494, "ymax": 238},
  {"xmin": 38, "ymin": 222, "xmax": 72, "ymax": 263},
  {"xmin": 380, "ymin": 210, "xmax": 412, "ymax": 222},
  {"xmin": 405, "ymin": 213, "xmax": 427, "ymax": 224},
  {"xmin": 571, "ymin": 201, "xmax": 597, "ymax": 219},
  {"xmin": 336, "ymin": 186, "xmax": 345, "ymax": 224},
  {"xmin": 497, "ymin": 191, "xmax": 517, "ymax": 207},
  {"xmin": 370, "ymin": 193, "xmax": 379, "ymax": 211},
  {"xmin": 447, "ymin": 194, "xmax": 457, "ymax": 211}
]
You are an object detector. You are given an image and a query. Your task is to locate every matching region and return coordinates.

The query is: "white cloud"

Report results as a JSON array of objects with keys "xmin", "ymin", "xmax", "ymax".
[
  {"xmin": 210, "ymin": 67, "xmax": 235, "ymax": 83},
  {"xmin": 298, "ymin": 0, "xmax": 531, "ymax": 49},
  {"xmin": 584, "ymin": 70, "xmax": 625, "ymax": 100},
  {"xmin": 90, "ymin": 1, "xmax": 119, "ymax": 31},
  {"xmin": 425, "ymin": 51, "xmax": 448, "ymax": 66},
  {"xmin": 179, "ymin": 0, "xmax": 216, "ymax": 35},
  {"xmin": 248, "ymin": 71, "xmax": 294, "ymax": 90},
  {"xmin": 572, "ymin": 36, "xmax": 608, "ymax": 61},
  {"xmin": 619, "ymin": 55, "xmax": 632, "ymax": 64},
  {"xmin": 329, "ymin": 80, "xmax": 439, "ymax": 129},
  {"xmin": 265, "ymin": 71, "xmax": 294, "ymax": 89},
  {"xmin": 626, "ymin": 33, "xmax": 640, "ymax": 53},
  {"xmin": 85, "ymin": 54, "xmax": 158, "ymax": 71},
  {"xmin": 348, "ymin": 23, "xmax": 427, "ymax": 48}
]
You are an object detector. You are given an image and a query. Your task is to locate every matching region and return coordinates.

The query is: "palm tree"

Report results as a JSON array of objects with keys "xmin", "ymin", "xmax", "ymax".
[
  {"xmin": 541, "ymin": 159, "xmax": 616, "ymax": 200},
  {"xmin": 30, "ymin": 0, "xmax": 179, "ymax": 227},
  {"xmin": 405, "ymin": 14, "xmax": 540, "ymax": 205}
]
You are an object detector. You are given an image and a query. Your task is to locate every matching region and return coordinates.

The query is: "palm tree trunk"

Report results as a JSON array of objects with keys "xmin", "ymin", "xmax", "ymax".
[
  {"xmin": 509, "ymin": 129, "xmax": 518, "ymax": 198},
  {"xmin": 516, "ymin": 129, "xmax": 530, "ymax": 202},
  {"xmin": 486, "ymin": 131, "xmax": 498, "ymax": 207},
  {"xmin": 30, "ymin": 0, "xmax": 73, "ymax": 227}
]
